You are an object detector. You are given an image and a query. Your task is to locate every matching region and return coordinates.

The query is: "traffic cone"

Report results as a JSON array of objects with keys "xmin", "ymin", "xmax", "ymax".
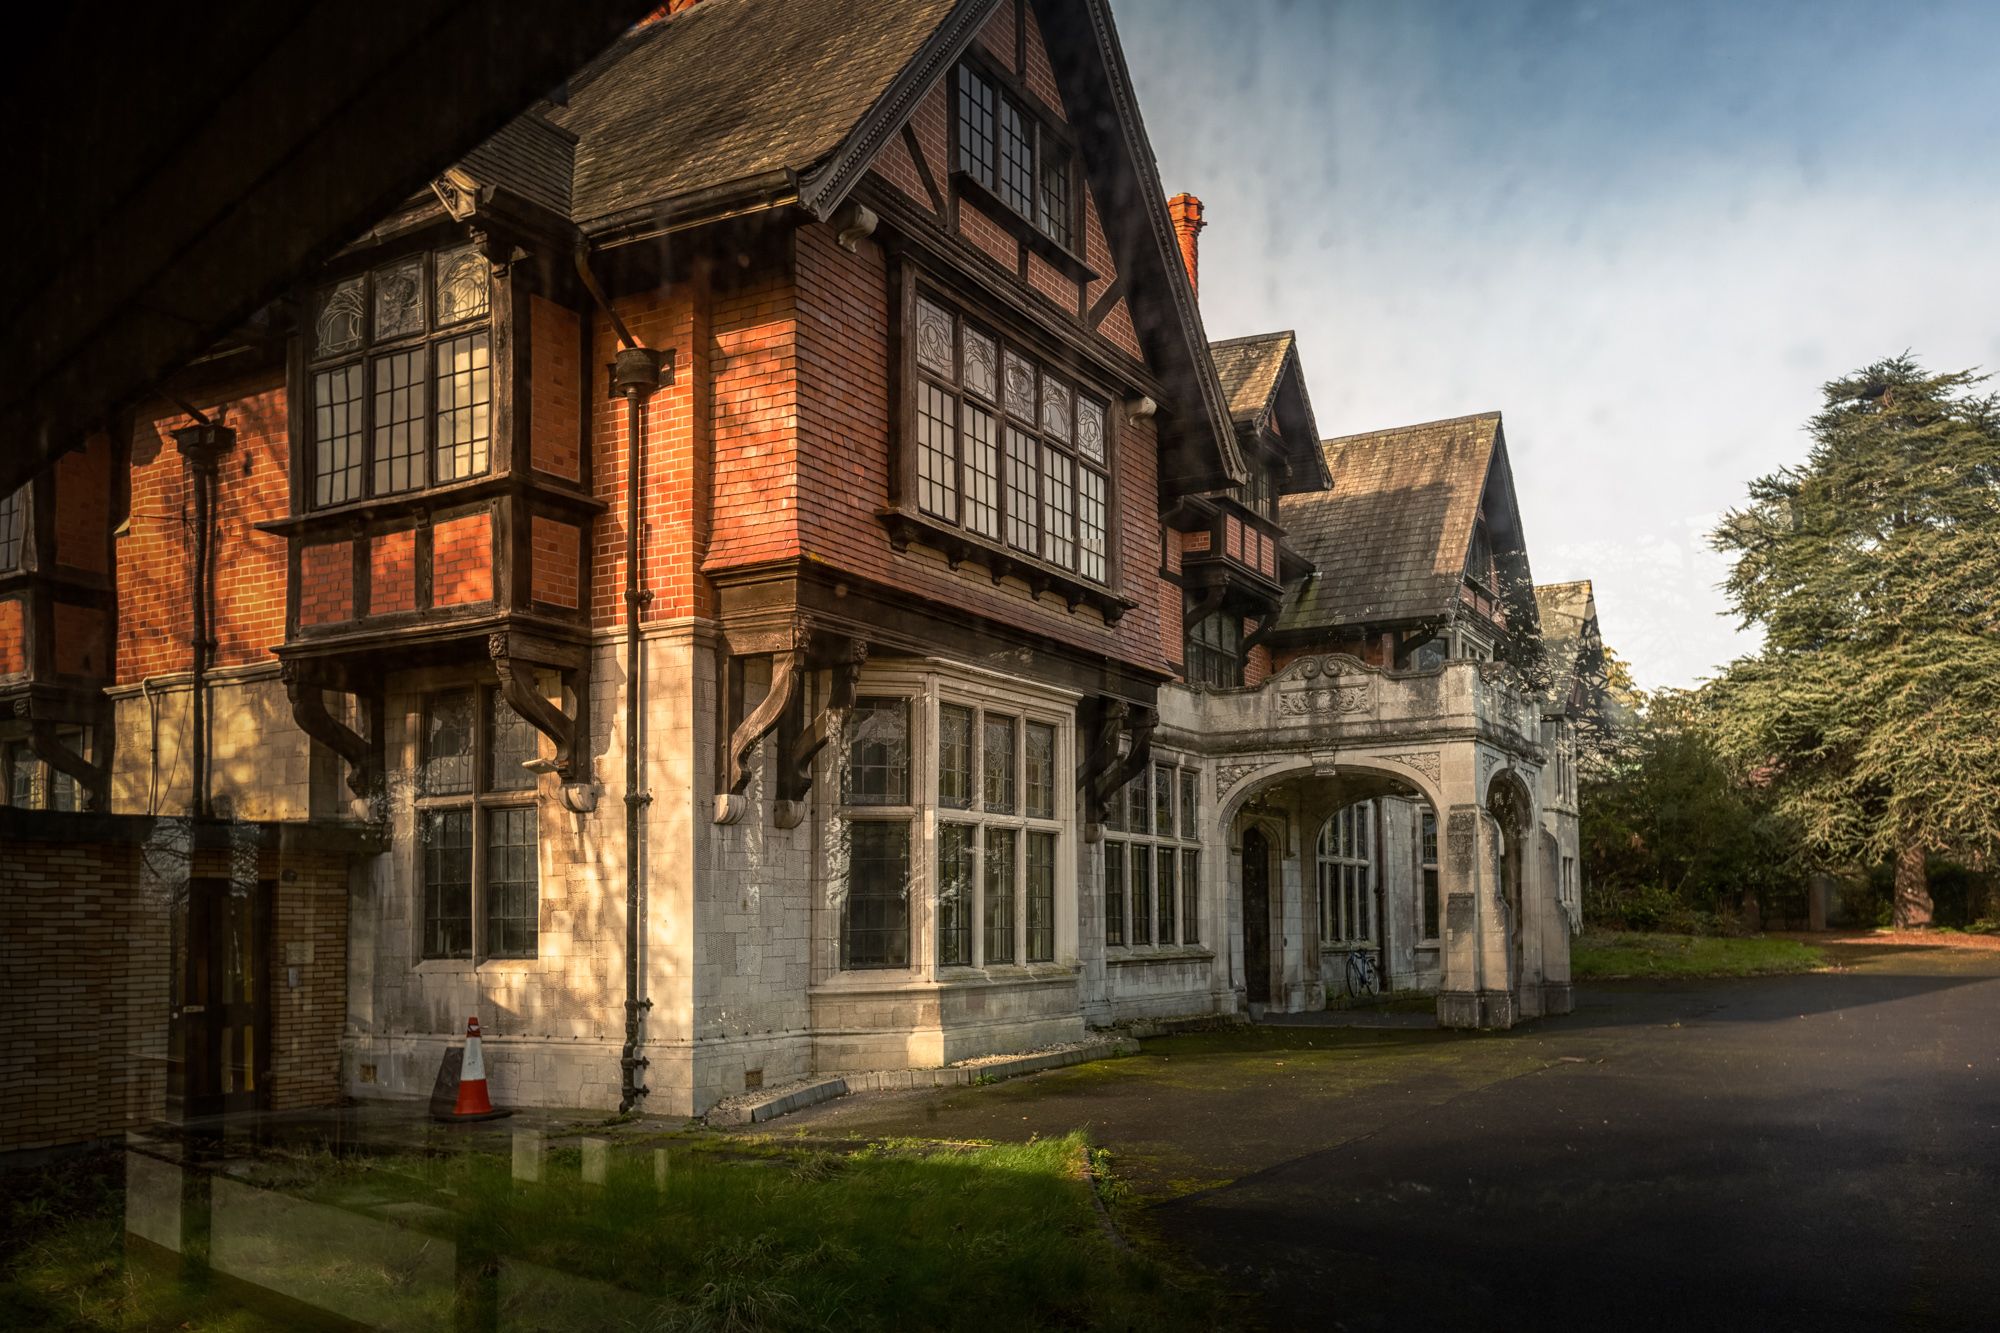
[{"xmin": 431, "ymin": 1015, "xmax": 510, "ymax": 1122}]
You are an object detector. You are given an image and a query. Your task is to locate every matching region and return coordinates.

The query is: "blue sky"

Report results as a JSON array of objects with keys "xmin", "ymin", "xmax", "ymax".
[{"xmin": 1117, "ymin": 0, "xmax": 2000, "ymax": 689}]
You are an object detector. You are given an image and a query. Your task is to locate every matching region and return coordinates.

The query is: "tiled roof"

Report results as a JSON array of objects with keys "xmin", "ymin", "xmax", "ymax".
[
  {"xmin": 549, "ymin": 0, "xmax": 963, "ymax": 226},
  {"xmin": 457, "ymin": 112, "xmax": 576, "ymax": 220},
  {"xmin": 1209, "ymin": 332, "xmax": 1293, "ymax": 427},
  {"xmin": 1535, "ymin": 579, "xmax": 1596, "ymax": 700},
  {"xmin": 1275, "ymin": 412, "xmax": 1501, "ymax": 632}
]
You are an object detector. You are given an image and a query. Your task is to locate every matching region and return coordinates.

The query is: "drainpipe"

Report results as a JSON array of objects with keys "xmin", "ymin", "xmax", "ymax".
[
  {"xmin": 577, "ymin": 242, "xmax": 663, "ymax": 1113},
  {"xmin": 173, "ymin": 417, "xmax": 234, "ymax": 820}
]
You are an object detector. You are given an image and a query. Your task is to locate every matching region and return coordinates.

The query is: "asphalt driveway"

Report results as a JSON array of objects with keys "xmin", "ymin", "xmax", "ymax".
[{"xmin": 776, "ymin": 941, "xmax": 2000, "ymax": 1331}]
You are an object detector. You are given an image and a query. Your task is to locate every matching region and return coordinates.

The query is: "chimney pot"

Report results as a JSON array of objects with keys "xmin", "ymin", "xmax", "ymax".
[{"xmin": 1167, "ymin": 192, "xmax": 1206, "ymax": 299}]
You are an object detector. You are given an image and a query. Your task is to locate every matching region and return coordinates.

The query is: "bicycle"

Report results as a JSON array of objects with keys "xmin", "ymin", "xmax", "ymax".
[{"xmin": 1344, "ymin": 947, "xmax": 1380, "ymax": 1000}]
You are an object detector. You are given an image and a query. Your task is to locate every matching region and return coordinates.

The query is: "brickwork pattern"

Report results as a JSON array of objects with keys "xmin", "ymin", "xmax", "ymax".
[
  {"xmin": 979, "ymin": 0, "xmax": 1019, "ymax": 69},
  {"xmin": 957, "ymin": 203, "xmax": 1018, "ymax": 273},
  {"xmin": 370, "ymin": 529, "xmax": 417, "ymax": 615},
  {"xmin": 52, "ymin": 602, "xmax": 107, "ymax": 677},
  {"xmin": 432, "ymin": 513, "xmax": 493, "ymax": 607},
  {"xmin": 117, "ymin": 386, "xmax": 290, "ymax": 684},
  {"xmin": 530, "ymin": 296, "xmax": 583, "ymax": 482},
  {"xmin": 0, "ymin": 597, "xmax": 24, "ymax": 677},
  {"xmin": 54, "ymin": 436, "xmax": 111, "ymax": 574},
  {"xmin": 0, "ymin": 835, "xmax": 349, "ymax": 1153},
  {"xmin": 530, "ymin": 516, "xmax": 581, "ymax": 609},
  {"xmin": 1026, "ymin": 251, "xmax": 1077, "ymax": 314},
  {"xmin": 298, "ymin": 540, "xmax": 354, "ymax": 626}
]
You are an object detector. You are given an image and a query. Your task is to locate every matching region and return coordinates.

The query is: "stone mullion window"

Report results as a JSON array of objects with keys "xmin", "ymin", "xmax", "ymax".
[
  {"xmin": 1103, "ymin": 760, "xmax": 1203, "ymax": 953},
  {"xmin": 1317, "ymin": 802, "xmax": 1376, "ymax": 946},
  {"xmin": 908, "ymin": 289, "xmax": 1112, "ymax": 586},
  {"xmin": 1420, "ymin": 810, "xmax": 1441, "ymax": 943},
  {"xmin": 416, "ymin": 684, "xmax": 541, "ymax": 962},
  {"xmin": 307, "ymin": 243, "xmax": 492, "ymax": 511}
]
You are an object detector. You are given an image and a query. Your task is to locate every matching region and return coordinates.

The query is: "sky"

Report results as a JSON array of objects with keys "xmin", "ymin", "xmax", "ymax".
[{"xmin": 1116, "ymin": 0, "xmax": 2000, "ymax": 691}]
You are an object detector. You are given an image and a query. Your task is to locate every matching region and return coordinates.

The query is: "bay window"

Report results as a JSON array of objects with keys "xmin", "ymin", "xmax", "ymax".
[
  {"xmin": 908, "ymin": 290, "xmax": 1112, "ymax": 585},
  {"xmin": 835, "ymin": 678, "xmax": 1070, "ymax": 974},
  {"xmin": 307, "ymin": 243, "xmax": 493, "ymax": 509}
]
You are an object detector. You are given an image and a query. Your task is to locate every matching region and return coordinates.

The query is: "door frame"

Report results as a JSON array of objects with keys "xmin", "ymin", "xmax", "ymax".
[{"xmin": 169, "ymin": 877, "xmax": 273, "ymax": 1120}]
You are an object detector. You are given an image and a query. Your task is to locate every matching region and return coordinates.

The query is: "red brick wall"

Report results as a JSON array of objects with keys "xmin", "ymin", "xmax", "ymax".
[
  {"xmin": 298, "ymin": 540, "xmax": 353, "ymax": 626},
  {"xmin": 1098, "ymin": 297, "xmax": 1143, "ymax": 362},
  {"xmin": 530, "ymin": 516, "xmax": 581, "ymax": 610},
  {"xmin": 874, "ymin": 138, "xmax": 932, "ymax": 213},
  {"xmin": 1026, "ymin": 251, "xmax": 1077, "ymax": 314},
  {"xmin": 0, "ymin": 832, "xmax": 350, "ymax": 1152},
  {"xmin": 590, "ymin": 277, "xmax": 711, "ymax": 627},
  {"xmin": 1244, "ymin": 639, "xmax": 1272, "ymax": 687},
  {"xmin": 980, "ymin": 0, "xmax": 1018, "ymax": 68},
  {"xmin": 52, "ymin": 603, "xmax": 107, "ymax": 677},
  {"xmin": 792, "ymin": 224, "xmax": 1172, "ymax": 673},
  {"xmin": 0, "ymin": 598, "xmax": 23, "ymax": 677},
  {"xmin": 432, "ymin": 512, "xmax": 493, "ymax": 607},
  {"xmin": 530, "ymin": 295, "xmax": 583, "ymax": 482},
  {"xmin": 54, "ymin": 435, "xmax": 111, "ymax": 574},
  {"xmin": 910, "ymin": 84, "xmax": 949, "ymax": 190},
  {"xmin": 957, "ymin": 204, "xmax": 1017, "ymax": 273},
  {"xmin": 1021, "ymin": 0, "xmax": 1066, "ymax": 112},
  {"xmin": 705, "ymin": 263, "xmax": 799, "ymax": 575},
  {"xmin": 370, "ymin": 529, "xmax": 417, "ymax": 615},
  {"xmin": 117, "ymin": 381, "xmax": 290, "ymax": 684}
]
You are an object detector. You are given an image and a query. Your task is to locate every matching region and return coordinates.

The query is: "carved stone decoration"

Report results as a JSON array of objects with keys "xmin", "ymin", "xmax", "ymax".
[
  {"xmin": 1381, "ymin": 750, "xmax": 1442, "ymax": 783},
  {"xmin": 1279, "ymin": 652, "xmax": 1376, "ymax": 683},
  {"xmin": 1278, "ymin": 684, "xmax": 1370, "ymax": 716},
  {"xmin": 1214, "ymin": 760, "xmax": 1265, "ymax": 801}
]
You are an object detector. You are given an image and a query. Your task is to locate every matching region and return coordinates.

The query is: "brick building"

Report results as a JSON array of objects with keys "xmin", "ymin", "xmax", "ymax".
[{"xmin": 3, "ymin": 0, "xmax": 1597, "ymax": 1138}]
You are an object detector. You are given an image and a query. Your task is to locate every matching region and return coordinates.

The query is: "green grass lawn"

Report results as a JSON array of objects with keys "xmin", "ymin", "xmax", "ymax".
[
  {"xmin": 4, "ymin": 1131, "xmax": 1226, "ymax": 1332},
  {"xmin": 1572, "ymin": 929, "xmax": 1827, "ymax": 980}
]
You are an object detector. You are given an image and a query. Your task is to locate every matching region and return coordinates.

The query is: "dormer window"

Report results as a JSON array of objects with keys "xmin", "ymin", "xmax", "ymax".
[
  {"xmin": 306, "ymin": 243, "xmax": 493, "ymax": 509},
  {"xmin": 955, "ymin": 62, "xmax": 1075, "ymax": 250}
]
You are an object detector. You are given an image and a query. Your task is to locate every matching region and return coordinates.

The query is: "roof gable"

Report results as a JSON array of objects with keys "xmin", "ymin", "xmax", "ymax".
[
  {"xmin": 1209, "ymin": 331, "xmax": 1332, "ymax": 492},
  {"xmin": 1275, "ymin": 411, "xmax": 1506, "ymax": 633}
]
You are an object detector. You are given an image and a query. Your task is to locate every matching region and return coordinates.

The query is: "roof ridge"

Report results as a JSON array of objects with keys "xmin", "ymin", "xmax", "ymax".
[
  {"xmin": 1320, "ymin": 409, "xmax": 1502, "ymax": 446},
  {"xmin": 1208, "ymin": 329, "xmax": 1295, "ymax": 349}
]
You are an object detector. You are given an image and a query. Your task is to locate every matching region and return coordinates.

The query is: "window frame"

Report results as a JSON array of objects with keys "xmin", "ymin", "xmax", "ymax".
[
  {"xmin": 302, "ymin": 242, "xmax": 496, "ymax": 514},
  {"xmin": 1418, "ymin": 809, "xmax": 1442, "ymax": 944},
  {"xmin": 1185, "ymin": 606, "xmax": 1243, "ymax": 689},
  {"xmin": 1103, "ymin": 756, "xmax": 1205, "ymax": 954},
  {"xmin": 833, "ymin": 671, "xmax": 1075, "ymax": 977},
  {"xmin": 414, "ymin": 682, "xmax": 543, "ymax": 963},
  {"xmin": 951, "ymin": 57, "xmax": 1079, "ymax": 253},
  {"xmin": 901, "ymin": 282, "xmax": 1117, "ymax": 590},
  {"xmin": 1317, "ymin": 801, "xmax": 1377, "ymax": 947}
]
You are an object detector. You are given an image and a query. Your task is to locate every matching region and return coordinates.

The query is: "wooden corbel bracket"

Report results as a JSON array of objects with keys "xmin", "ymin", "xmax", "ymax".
[
  {"xmin": 20, "ymin": 702, "xmax": 109, "ymax": 811},
  {"xmin": 487, "ymin": 632, "xmax": 589, "ymax": 784},
  {"xmin": 281, "ymin": 663, "xmax": 381, "ymax": 800},
  {"xmin": 1075, "ymin": 697, "xmax": 1157, "ymax": 840},
  {"xmin": 775, "ymin": 637, "xmax": 869, "ymax": 829},
  {"xmin": 715, "ymin": 630, "xmax": 809, "ymax": 826}
]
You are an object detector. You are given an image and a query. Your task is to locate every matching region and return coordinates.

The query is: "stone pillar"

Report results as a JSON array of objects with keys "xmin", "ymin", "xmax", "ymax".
[{"xmin": 1436, "ymin": 802, "xmax": 1494, "ymax": 1028}]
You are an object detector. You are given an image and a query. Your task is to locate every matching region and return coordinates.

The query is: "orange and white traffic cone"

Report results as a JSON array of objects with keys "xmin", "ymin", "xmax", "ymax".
[{"xmin": 432, "ymin": 1015, "xmax": 510, "ymax": 1122}]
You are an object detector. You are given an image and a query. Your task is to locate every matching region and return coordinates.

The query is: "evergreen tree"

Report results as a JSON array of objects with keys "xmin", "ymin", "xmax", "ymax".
[{"xmin": 1707, "ymin": 356, "xmax": 2000, "ymax": 926}]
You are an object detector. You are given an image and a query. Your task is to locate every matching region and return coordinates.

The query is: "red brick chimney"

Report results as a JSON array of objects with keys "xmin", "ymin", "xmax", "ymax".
[{"xmin": 1167, "ymin": 192, "xmax": 1205, "ymax": 299}]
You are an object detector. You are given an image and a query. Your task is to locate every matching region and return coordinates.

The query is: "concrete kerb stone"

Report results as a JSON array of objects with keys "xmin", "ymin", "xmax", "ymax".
[{"xmin": 702, "ymin": 1038, "xmax": 1143, "ymax": 1127}]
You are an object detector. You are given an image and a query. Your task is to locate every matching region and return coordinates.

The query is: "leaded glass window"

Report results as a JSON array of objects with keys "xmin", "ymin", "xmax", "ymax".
[
  {"xmin": 1027, "ymin": 831, "xmax": 1057, "ymax": 962},
  {"xmin": 937, "ymin": 822, "xmax": 975, "ymax": 967},
  {"xmin": 1155, "ymin": 846, "xmax": 1177, "ymax": 944},
  {"xmin": 983, "ymin": 714, "xmax": 1017, "ymax": 815},
  {"xmin": 1186, "ymin": 608, "xmax": 1243, "ymax": 689},
  {"xmin": 984, "ymin": 827, "xmax": 1018, "ymax": 963},
  {"xmin": 1317, "ymin": 802, "xmax": 1376, "ymax": 945},
  {"xmin": 939, "ymin": 704, "xmax": 973, "ymax": 809},
  {"xmin": 907, "ymin": 289, "xmax": 1112, "ymax": 585},
  {"xmin": 0, "ymin": 487, "xmax": 25, "ymax": 571},
  {"xmin": 843, "ymin": 821, "xmax": 911, "ymax": 969},
  {"xmin": 1105, "ymin": 760, "xmax": 1203, "ymax": 952},
  {"xmin": 844, "ymin": 698, "xmax": 911, "ymax": 806},
  {"xmin": 307, "ymin": 243, "xmax": 494, "ymax": 509},
  {"xmin": 1421, "ymin": 810, "xmax": 1441, "ymax": 942},
  {"xmin": 1024, "ymin": 721, "xmax": 1056, "ymax": 820},
  {"xmin": 956, "ymin": 65, "xmax": 996, "ymax": 187},
  {"xmin": 418, "ymin": 683, "xmax": 543, "ymax": 961},
  {"xmin": 953, "ymin": 59, "xmax": 1074, "ymax": 248}
]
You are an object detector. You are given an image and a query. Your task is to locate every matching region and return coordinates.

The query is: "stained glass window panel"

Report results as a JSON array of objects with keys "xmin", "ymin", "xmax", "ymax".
[
  {"xmin": 843, "ymin": 698, "xmax": 910, "ymax": 805},
  {"xmin": 373, "ymin": 256, "xmax": 424, "ymax": 341},
  {"xmin": 1024, "ymin": 721, "xmax": 1056, "ymax": 820},
  {"xmin": 1039, "ymin": 376, "xmax": 1071, "ymax": 442},
  {"xmin": 314, "ymin": 277, "xmax": 364, "ymax": 357},
  {"xmin": 963, "ymin": 327, "xmax": 997, "ymax": 401},
  {"xmin": 983, "ymin": 714, "xmax": 1016, "ymax": 815},
  {"xmin": 423, "ymin": 689, "xmax": 475, "ymax": 796},
  {"xmin": 938, "ymin": 704, "xmax": 973, "ymax": 810},
  {"xmin": 916, "ymin": 297, "xmax": 956, "ymax": 378},
  {"xmin": 1003, "ymin": 350, "xmax": 1036, "ymax": 421},
  {"xmin": 434, "ymin": 245, "xmax": 490, "ymax": 325},
  {"xmin": 1076, "ymin": 397, "xmax": 1106, "ymax": 465}
]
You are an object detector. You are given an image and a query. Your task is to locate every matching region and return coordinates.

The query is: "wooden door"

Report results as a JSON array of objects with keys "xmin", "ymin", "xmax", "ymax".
[
  {"xmin": 1242, "ymin": 827, "xmax": 1271, "ymax": 1006},
  {"xmin": 172, "ymin": 878, "xmax": 271, "ymax": 1118}
]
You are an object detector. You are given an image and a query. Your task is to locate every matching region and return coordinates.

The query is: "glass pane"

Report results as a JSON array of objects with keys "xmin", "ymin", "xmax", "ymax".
[
  {"xmin": 434, "ymin": 244, "xmax": 491, "ymax": 325},
  {"xmin": 1038, "ymin": 144, "xmax": 1072, "ymax": 247},
  {"xmin": 371, "ymin": 348, "xmax": 425, "ymax": 495},
  {"xmin": 422, "ymin": 808, "xmax": 473, "ymax": 959},
  {"xmin": 937, "ymin": 822, "xmax": 975, "ymax": 967},
  {"xmin": 1024, "ymin": 721, "xmax": 1056, "ymax": 820},
  {"xmin": 956, "ymin": 64, "xmax": 995, "ymax": 186},
  {"xmin": 915, "ymin": 296, "xmax": 956, "ymax": 378},
  {"xmin": 1131, "ymin": 843, "xmax": 1152, "ymax": 945},
  {"xmin": 983, "ymin": 714, "xmax": 1016, "ymax": 814},
  {"xmin": 313, "ymin": 365, "xmax": 364, "ymax": 506},
  {"xmin": 1026, "ymin": 831, "xmax": 1056, "ymax": 962},
  {"xmin": 1040, "ymin": 376, "xmax": 1072, "ymax": 443},
  {"xmin": 1156, "ymin": 846, "xmax": 1177, "ymax": 945},
  {"xmin": 1077, "ymin": 466, "xmax": 1107, "ymax": 583},
  {"xmin": 373, "ymin": 255, "xmax": 424, "ymax": 341},
  {"xmin": 1153, "ymin": 763, "xmax": 1174, "ymax": 838},
  {"xmin": 1003, "ymin": 350, "xmax": 1036, "ymax": 421},
  {"xmin": 489, "ymin": 689, "xmax": 540, "ymax": 791},
  {"xmin": 1180, "ymin": 770, "xmax": 1199, "ymax": 839},
  {"xmin": 938, "ymin": 704, "xmax": 973, "ymax": 809},
  {"xmin": 314, "ymin": 276, "xmax": 364, "ymax": 357},
  {"xmin": 1182, "ymin": 849, "xmax": 1201, "ymax": 945},
  {"xmin": 423, "ymin": 689, "xmax": 475, "ymax": 796},
  {"xmin": 0, "ymin": 487, "xmax": 25, "ymax": 570},
  {"xmin": 1103, "ymin": 841, "xmax": 1125, "ymax": 946},
  {"xmin": 1126, "ymin": 766, "xmax": 1150, "ymax": 835},
  {"xmin": 1004, "ymin": 427, "xmax": 1039, "ymax": 553},
  {"xmin": 844, "ymin": 698, "xmax": 910, "ymax": 805},
  {"xmin": 964, "ymin": 406, "xmax": 1000, "ymax": 538},
  {"xmin": 999, "ymin": 98, "xmax": 1034, "ymax": 216},
  {"xmin": 434, "ymin": 331, "xmax": 492, "ymax": 482},
  {"xmin": 1041, "ymin": 445, "xmax": 1073, "ymax": 567},
  {"xmin": 1076, "ymin": 397, "xmax": 1106, "ymax": 465},
  {"xmin": 984, "ymin": 827, "xmax": 1017, "ymax": 964},
  {"xmin": 843, "ymin": 821, "xmax": 910, "ymax": 969},
  {"xmin": 917, "ymin": 381, "xmax": 958, "ymax": 520},
  {"xmin": 963, "ymin": 327, "xmax": 997, "ymax": 402},
  {"xmin": 486, "ymin": 806, "xmax": 539, "ymax": 958}
]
